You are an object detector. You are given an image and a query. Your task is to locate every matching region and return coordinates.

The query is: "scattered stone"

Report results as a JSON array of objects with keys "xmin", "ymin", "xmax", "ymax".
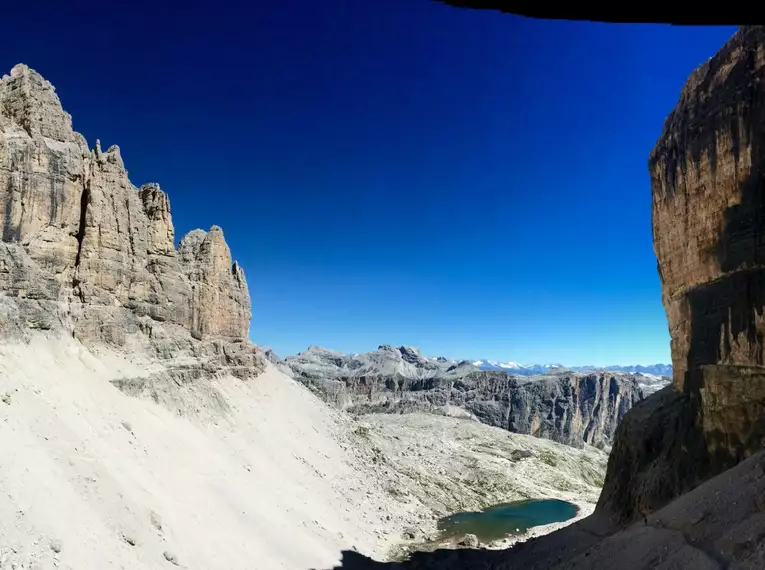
[
  {"xmin": 1, "ymin": 393, "xmax": 10, "ymax": 405},
  {"xmin": 458, "ymin": 534, "xmax": 479, "ymax": 548},
  {"xmin": 49, "ymin": 539, "xmax": 62, "ymax": 553},
  {"xmin": 150, "ymin": 510, "xmax": 163, "ymax": 533},
  {"xmin": 163, "ymin": 551, "xmax": 179, "ymax": 566},
  {"xmin": 511, "ymin": 449, "xmax": 534, "ymax": 461}
]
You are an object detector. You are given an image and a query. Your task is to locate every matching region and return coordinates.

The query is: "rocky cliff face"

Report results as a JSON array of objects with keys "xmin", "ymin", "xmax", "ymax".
[
  {"xmin": 281, "ymin": 345, "xmax": 648, "ymax": 448},
  {"xmin": 0, "ymin": 64, "xmax": 261, "ymax": 380},
  {"xmin": 594, "ymin": 26, "xmax": 765, "ymax": 525}
]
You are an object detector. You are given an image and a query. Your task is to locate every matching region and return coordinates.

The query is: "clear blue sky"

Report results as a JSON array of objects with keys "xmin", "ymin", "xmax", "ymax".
[{"xmin": 0, "ymin": 1, "xmax": 736, "ymax": 365}]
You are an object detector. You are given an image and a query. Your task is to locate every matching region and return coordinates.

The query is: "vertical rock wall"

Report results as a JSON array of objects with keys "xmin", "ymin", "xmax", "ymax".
[
  {"xmin": 598, "ymin": 26, "xmax": 765, "ymax": 524},
  {"xmin": 0, "ymin": 63, "xmax": 251, "ymax": 344}
]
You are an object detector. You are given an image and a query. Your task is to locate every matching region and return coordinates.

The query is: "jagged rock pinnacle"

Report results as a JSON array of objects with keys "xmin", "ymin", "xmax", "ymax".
[
  {"xmin": 10, "ymin": 63, "xmax": 32, "ymax": 77},
  {"xmin": 0, "ymin": 64, "xmax": 251, "ymax": 344}
]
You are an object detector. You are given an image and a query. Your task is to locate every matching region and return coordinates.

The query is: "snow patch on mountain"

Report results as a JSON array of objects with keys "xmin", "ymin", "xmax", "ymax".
[{"xmin": 471, "ymin": 360, "xmax": 672, "ymax": 378}]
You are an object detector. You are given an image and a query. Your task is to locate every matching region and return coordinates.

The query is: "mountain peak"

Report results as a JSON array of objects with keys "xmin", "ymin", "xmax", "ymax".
[
  {"xmin": 0, "ymin": 64, "xmax": 251, "ymax": 344},
  {"xmin": 10, "ymin": 63, "xmax": 32, "ymax": 77},
  {"xmin": 1, "ymin": 63, "xmax": 77, "ymax": 144}
]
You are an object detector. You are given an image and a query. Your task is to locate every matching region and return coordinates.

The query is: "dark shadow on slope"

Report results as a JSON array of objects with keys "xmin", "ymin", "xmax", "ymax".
[{"xmin": 319, "ymin": 513, "xmax": 610, "ymax": 569}]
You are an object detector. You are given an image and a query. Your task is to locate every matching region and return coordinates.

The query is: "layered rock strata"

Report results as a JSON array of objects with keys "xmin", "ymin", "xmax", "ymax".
[
  {"xmin": 281, "ymin": 345, "xmax": 646, "ymax": 448},
  {"xmin": 595, "ymin": 26, "xmax": 765, "ymax": 525},
  {"xmin": 0, "ymin": 63, "xmax": 261, "ymax": 380}
]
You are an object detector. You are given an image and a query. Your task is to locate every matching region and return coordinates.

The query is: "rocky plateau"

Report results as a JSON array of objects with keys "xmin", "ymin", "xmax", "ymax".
[{"xmin": 278, "ymin": 345, "xmax": 667, "ymax": 448}]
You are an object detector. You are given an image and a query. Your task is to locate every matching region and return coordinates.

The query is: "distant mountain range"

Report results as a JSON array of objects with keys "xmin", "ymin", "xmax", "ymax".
[
  {"xmin": 277, "ymin": 344, "xmax": 671, "ymax": 448},
  {"xmin": 471, "ymin": 360, "xmax": 672, "ymax": 377}
]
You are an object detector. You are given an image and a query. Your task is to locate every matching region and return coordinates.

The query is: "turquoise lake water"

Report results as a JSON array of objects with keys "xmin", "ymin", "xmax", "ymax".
[{"xmin": 437, "ymin": 499, "xmax": 579, "ymax": 543}]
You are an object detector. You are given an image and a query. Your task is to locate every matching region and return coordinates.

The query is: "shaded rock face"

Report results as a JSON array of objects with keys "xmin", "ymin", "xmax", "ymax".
[
  {"xmin": 0, "ymin": 64, "xmax": 250, "ymax": 345},
  {"xmin": 281, "ymin": 345, "xmax": 646, "ymax": 448},
  {"xmin": 651, "ymin": 26, "xmax": 765, "ymax": 390},
  {"xmin": 595, "ymin": 26, "xmax": 765, "ymax": 525}
]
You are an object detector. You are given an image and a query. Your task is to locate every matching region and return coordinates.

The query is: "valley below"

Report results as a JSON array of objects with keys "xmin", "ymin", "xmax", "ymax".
[
  {"xmin": 0, "ymin": 334, "xmax": 608, "ymax": 570},
  {"xmin": 349, "ymin": 412, "xmax": 607, "ymax": 560},
  {"xmin": 0, "ymin": 63, "xmax": 628, "ymax": 569}
]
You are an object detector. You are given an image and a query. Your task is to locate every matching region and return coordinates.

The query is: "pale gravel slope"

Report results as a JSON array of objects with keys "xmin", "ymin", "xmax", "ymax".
[
  {"xmin": 0, "ymin": 335, "xmax": 609, "ymax": 570},
  {"xmin": 0, "ymin": 335, "xmax": 418, "ymax": 570}
]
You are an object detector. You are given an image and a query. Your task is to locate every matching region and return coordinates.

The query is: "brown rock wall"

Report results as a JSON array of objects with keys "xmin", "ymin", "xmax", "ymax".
[{"xmin": 598, "ymin": 26, "xmax": 765, "ymax": 524}]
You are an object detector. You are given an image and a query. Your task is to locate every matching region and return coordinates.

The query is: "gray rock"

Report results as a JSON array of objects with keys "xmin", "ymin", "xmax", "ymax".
[
  {"xmin": 458, "ymin": 534, "xmax": 479, "ymax": 548},
  {"xmin": 402, "ymin": 529, "xmax": 418, "ymax": 540},
  {"xmin": 0, "ymin": 64, "xmax": 263, "ymax": 384},
  {"xmin": 163, "ymin": 550, "xmax": 179, "ymax": 566},
  {"xmin": 0, "ymin": 64, "xmax": 250, "ymax": 342},
  {"xmin": 510, "ymin": 449, "xmax": 533, "ymax": 461},
  {"xmin": 281, "ymin": 345, "xmax": 647, "ymax": 448}
]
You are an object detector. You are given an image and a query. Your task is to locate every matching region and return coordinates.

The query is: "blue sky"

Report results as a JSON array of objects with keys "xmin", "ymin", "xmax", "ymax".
[{"xmin": 1, "ymin": 1, "xmax": 736, "ymax": 365}]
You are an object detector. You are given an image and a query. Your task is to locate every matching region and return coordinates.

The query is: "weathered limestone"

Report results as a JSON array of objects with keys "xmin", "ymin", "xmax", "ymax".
[
  {"xmin": 326, "ymin": 25, "xmax": 765, "ymax": 570},
  {"xmin": 0, "ymin": 63, "xmax": 256, "ymax": 373},
  {"xmin": 593, "ymin": 26, "xmax": 765, "ymax": 525},
  {"xmin": 281, "ymin": 345, "xmax": 645, "ymax": 448},
  {"xmin": 181, "ymin": 226, "xmax": 251, "ymax": 340},
  {"xmin": 0, "ymin": 65, "xmax": 87, "ymax": 284},
  {"xmin": 650, "ymin": 27, "xmax": 765, "ymax": 389}
]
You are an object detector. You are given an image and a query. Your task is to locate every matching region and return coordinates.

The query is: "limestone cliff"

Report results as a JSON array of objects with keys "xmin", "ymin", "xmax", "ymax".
[
  {"xmin": 592, "ymin": 26, "xmax": 765, "ymax": 524},
  {"xmin": 0, "ymin": 64, "xmax": 260, "ymax": 379},
  {"xmin": 281, "ymin": 345, "xmax": 646, "ymax": 448},
  {"xmin": 327, "ymin": 25, "xmax": 765, "ymax": 570}
]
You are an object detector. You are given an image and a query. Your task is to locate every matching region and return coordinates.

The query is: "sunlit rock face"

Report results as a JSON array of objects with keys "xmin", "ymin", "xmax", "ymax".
[
  {"xmin": 0, "ymin": 63, "xmax": 260, "ymax": 378},
  {"xmin": 0, "ymin": 63, "xmax": 251, "ymax": 344},
  {"xmin": 281, "ymin": 344, "xmax": 646, "ymax": 448}
]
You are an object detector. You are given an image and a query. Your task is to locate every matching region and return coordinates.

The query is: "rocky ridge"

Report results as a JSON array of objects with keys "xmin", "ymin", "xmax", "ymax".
[
  {"xmin": 279, "ymin": 345, "xmax": 660, "ymax": 448},
  {"xmin": 471, "ymin": 361, "xmax": 672, "ymax": 380},
  {"xmin": 0, "ymin": 63, "xmax": 264, "ymax": 386}
]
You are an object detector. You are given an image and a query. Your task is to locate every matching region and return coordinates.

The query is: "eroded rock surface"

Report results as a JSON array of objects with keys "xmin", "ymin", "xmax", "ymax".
[
  {"xmin": 0, "ymin": 63, "xmax": 260, "ymax": 380},
  {"xmin": 280, "ymin": 345, "xmax": 649, "ymax": 448},
  {"xmin": 594, "ymin": 25, "xmax": 765, "ymax": 525}
]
